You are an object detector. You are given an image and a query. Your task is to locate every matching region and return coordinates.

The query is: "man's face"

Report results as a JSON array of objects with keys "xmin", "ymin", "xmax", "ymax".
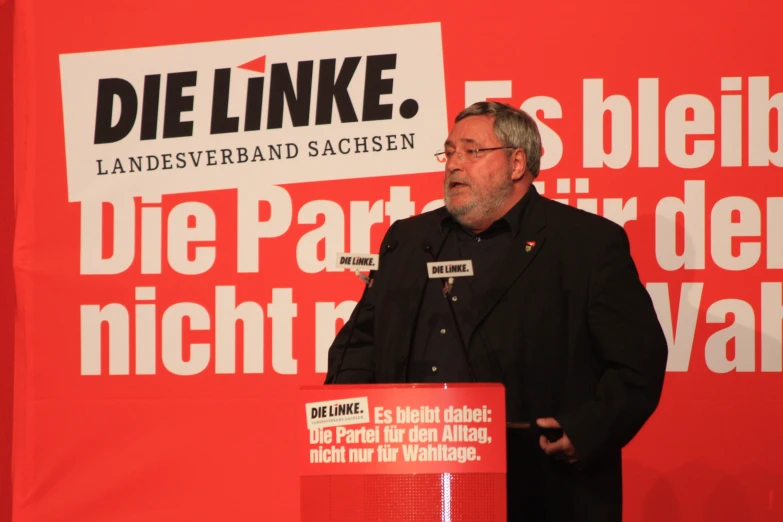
[{"xmin": 443, "ymin": 115, "xmax": 514, "ymax": 229}]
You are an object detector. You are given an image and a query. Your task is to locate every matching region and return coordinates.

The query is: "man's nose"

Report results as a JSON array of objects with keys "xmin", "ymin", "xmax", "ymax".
[{"xmin": 445, "ymin": 151, "xmax": 464, "ymax": 172}]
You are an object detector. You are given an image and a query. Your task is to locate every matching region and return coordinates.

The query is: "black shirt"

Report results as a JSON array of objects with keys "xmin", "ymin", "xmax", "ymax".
[{"xmin": 406, "ymin": 191, "xmax": 532, "ymax": 382}]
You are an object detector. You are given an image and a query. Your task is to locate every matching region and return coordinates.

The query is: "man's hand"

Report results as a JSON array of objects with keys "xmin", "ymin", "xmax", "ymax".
[{"xmin": 536, "ymin": 417, "xmax": 579, "ymax": 464}]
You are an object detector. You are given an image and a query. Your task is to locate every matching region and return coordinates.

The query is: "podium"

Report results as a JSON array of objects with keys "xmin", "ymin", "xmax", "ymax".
[{"xmin": 300, "ymin": 383, "xmax": 507, "ymax": 521}]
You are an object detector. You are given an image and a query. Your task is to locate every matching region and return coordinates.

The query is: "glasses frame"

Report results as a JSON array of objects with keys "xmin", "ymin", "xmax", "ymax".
[{"xmin": 434, "ymin": 146, "xmax": 517, "ymax": 162}]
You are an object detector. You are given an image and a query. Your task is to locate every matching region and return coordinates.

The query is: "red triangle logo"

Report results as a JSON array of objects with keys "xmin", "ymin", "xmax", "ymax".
[{"xmin": 238, "ymin": 55, "xmax": 266, "ymax": 74}]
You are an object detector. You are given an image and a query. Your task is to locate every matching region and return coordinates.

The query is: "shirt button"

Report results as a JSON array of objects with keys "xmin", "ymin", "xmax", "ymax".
[
  {"xmin": 476, "ymin": 237, "xmax": 481, "ymax": 243},
  {"xmin": 431, "ymin": 366, "xmax": 438, "ymax": 372},
  {"xmin": 440, "ymin": 328, "xmax": 446, "ymax": 334},
  {"xmin": 451, "ymin": 296, "xmax": 458, "ymax": 302}
]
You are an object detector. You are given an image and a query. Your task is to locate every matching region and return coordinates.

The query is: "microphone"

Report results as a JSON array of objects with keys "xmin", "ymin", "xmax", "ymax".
[
  {"xmin": 369, "ymin": 238, "xmax": 399, "ymax": 283},
  {"xmin": 419, "ymin": 240, "xmax": 476, "ymax": 382},
  {"xmin": 328, "ymin": 237, "xmax": 399, "ymax": 384}
]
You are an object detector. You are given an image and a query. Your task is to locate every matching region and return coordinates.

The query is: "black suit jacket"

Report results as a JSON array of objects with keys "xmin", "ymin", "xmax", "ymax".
[{"xmin": 325, "ymin": 186, "xmax": 668, "ymax": 522}]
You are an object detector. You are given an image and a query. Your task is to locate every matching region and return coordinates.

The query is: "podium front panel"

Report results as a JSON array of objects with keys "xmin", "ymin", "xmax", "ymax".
[{"xmin": 299, "ymin": 384, "xmax": 506, "ymax": 521}]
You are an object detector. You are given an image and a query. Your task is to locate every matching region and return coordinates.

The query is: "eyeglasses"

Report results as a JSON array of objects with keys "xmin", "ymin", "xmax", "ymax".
[{"xmin": 434, "ymin": 146, "xmax": 516, "ymax": 162}]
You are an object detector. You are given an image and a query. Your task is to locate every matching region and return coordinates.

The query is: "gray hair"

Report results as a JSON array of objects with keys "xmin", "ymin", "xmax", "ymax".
[{"xmin": 455, "ymin": 101, "xmax": 542, "ymax": 177}]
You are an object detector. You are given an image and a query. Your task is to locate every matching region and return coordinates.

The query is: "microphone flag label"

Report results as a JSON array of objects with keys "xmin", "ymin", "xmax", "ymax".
[
  {"xmin": 427, "ymin": 260, "xmax": 474, "ymax": 278},
  {"xmin": 336, "ymin": 253, "xmax": 379, "ymax": 270}
]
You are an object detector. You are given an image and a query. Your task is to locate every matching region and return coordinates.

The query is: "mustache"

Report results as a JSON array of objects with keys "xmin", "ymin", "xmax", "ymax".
[{"xmin": 445, "ymin": 174, "xmax": 471, "ymax": 188}]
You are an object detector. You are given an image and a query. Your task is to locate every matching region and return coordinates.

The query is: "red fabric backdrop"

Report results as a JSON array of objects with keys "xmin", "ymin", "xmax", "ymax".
[{"xmin": 8, "ymin": 0, "xmax": 783, "ymax": 521}]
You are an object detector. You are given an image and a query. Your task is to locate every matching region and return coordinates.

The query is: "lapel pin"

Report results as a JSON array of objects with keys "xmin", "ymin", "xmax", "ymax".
[{"xmin": 525, "ymin": 241, "xmax": 536, "ymax": 252}]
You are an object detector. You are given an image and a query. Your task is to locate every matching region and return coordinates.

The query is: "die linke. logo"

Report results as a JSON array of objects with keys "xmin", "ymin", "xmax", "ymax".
[
  {"xmin": 59, "ymin": 23, "xmax": 448, "ymax": 202},
  {"xmin": 306, "ymin": 397, "xmax": 370, "ymax": 429},
  {"xmin": 93, "ymin": 53, "xmax": 421, "ymax": 146}
]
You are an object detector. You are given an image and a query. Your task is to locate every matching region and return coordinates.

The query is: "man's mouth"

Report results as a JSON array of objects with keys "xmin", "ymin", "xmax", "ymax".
[{"xmin": 448, "ymin": 180, "xmax": 469, "ymax": 189}]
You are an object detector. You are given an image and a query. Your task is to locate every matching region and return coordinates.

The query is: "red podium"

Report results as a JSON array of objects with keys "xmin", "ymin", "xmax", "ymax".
[{"xmin": 300, "ymin": 383, "xmax": 507, "ymax": 521}]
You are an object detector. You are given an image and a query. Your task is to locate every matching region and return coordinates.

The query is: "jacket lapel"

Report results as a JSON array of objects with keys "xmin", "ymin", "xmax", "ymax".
[
  {"xmin": 472, "ymin": 188, "xmax": 548, "ymax": 329},
  {"xmin": 394, "ymin": 211, "xmax": 452, "ymax": 367}
]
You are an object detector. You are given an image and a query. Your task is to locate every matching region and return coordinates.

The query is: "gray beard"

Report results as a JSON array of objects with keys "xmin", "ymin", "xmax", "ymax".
[{"xmin": 445, "ymin": 179, "xmax": 513, "ymax": 229}]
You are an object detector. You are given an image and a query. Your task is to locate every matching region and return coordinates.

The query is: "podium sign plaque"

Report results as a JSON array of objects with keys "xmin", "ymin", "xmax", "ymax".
[{"xmin": 300, "ymin": 383, "xmax": 507, "ymax": 521}]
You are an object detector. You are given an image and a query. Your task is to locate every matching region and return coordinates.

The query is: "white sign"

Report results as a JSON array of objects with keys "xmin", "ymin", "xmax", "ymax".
[{"xmin": 60, "ymin": 23, "xmax": 448, "ymax": 202}]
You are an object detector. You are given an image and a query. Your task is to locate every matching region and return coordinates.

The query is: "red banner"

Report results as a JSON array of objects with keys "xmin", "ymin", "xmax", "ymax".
[{"xmin": 9, "ymin": 1, "xmax": 783, "ymax": 521}]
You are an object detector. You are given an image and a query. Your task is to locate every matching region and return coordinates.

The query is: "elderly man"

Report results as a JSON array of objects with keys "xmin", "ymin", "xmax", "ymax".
[{"xmin": 325, "ymin": 101, "xmax": 668, "ymax": 521}]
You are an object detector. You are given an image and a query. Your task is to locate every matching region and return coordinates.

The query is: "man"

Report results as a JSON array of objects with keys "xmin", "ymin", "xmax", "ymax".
[{"xmin": 325, "ymin": 101, "xmax": 668, "ymax": 521}]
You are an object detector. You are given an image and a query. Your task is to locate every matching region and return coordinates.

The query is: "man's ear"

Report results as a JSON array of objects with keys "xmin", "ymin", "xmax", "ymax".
[{"xmin": 511, "ymin": 148, "xmax": 527, "ymax": 181}]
